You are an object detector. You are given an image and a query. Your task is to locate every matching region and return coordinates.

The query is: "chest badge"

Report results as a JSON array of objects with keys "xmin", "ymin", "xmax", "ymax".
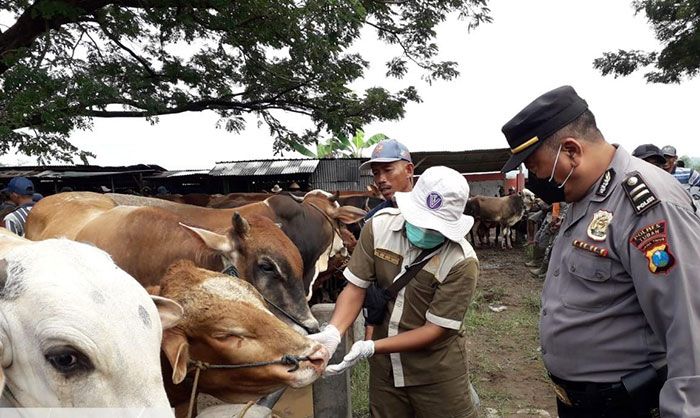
[{"xmin": 587, "ymin": 210, "xmax": 613, "ymax": 241}]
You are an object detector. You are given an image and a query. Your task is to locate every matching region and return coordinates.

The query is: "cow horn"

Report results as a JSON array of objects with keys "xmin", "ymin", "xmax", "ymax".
[
  {"xmin": 233, "ymin": 212, "xmax": 250, "ymax": 238},
  {"xmin": 288, "ymin": 193, "xmax": 304, "ymax": 203}
]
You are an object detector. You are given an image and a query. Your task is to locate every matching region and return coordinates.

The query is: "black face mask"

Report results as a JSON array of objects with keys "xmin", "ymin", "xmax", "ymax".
[
  {"xmin": 527, "ymin": 174, "xmax": 566, "ymax": 205},
  {"xmin": 526, "ymin": 144, "xmax": 574, "ymax": 205}
]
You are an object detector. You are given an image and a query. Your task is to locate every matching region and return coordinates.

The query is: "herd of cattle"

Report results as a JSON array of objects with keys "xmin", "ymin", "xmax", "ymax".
[{"xmin": 0, "ymin": 186, "xmax": 536, "ymax": 416}]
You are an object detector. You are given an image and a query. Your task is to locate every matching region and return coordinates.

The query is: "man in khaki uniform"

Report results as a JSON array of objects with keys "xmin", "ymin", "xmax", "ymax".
[
  {"xmin": 309, "ymin": 166, "xmax": 479, "ymax": 418},
  {"xmin": 501, "ymin": 85, "xmax": 700, "ymax": 417}
]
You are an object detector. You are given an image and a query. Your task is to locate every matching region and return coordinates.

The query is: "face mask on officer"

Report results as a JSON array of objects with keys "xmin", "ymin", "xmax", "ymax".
[
  {"xmin": 405, "ymin": 222, "xmax": 445, "ymax": 249},
  {"xmin": 528, "ymin": 143, "xmax": 575, "ymax": 205}
]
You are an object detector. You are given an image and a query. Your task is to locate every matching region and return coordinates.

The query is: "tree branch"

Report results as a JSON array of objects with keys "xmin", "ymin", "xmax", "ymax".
[{"xmin": 92, "ymin": 13, "xmax": 159, "ymax": 77}]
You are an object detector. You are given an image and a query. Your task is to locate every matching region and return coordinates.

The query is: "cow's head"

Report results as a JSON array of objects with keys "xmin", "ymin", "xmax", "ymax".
[
  {"xmin": 180, "ymin": 212, "xmax": 318, "ymax": 334},
  {"xmin": 298, "ymin": 190, "xmax": 366, "ymax": 296},
  {"xmin": 0, "ymin": 235, "xmax": 181, "ymax": 411},
  {"xmin": 520, "ymin": 188, "xmax": 536, "ymax": 211},
  {"xmin": 157, "ymin": 261, "xmax": 327, "ymax": 403}
]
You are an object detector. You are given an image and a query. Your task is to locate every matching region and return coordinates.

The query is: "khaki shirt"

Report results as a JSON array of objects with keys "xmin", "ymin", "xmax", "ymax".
[
  {"xmin": 541, "ymin": 146, "xmax": 700, "ymax": 417},
  {"xmin": 344, "ymin": 208, "xmax": 478, "ymax": 387}
]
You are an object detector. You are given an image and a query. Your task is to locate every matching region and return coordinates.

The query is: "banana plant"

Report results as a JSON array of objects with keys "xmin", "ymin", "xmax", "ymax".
[{"xmin": 290, "ymin": 130, "xmax": 387, "ymax": 158}]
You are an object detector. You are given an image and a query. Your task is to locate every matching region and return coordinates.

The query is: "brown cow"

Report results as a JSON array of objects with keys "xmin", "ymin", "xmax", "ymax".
[
  {"xmin": 155, "ymin": 261, "xmax": 327, "ymax": 417},
  {"xmin": 207, "ymin": 193, "xmax": 271, "ymax": 209},
  {"xmin": 24, "ymin": 192, "xmax": 319, "ymax": 334},
  {"xmin": 157, "ymin": 193, "xmax": 217, "ymax": 207},
  {"xmin": 465, "ymin": 191, "xmax": 535, "ymax": 249},
  {"xmin": 104, "ymin": 190, "xmax": 366, "ymax": 300}
]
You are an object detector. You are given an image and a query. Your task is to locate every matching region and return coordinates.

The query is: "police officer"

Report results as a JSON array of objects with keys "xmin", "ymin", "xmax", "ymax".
[
  {"xmin": 500, "ymin": 86, "xmax": 700, "ymax": 417},
  {"xmin": 661, "ymin": 145, "xmax": 700, "ymax": 203},
  {"xmin": 309, "ymin": 166, "xmax": 479, "ymax": 418}
]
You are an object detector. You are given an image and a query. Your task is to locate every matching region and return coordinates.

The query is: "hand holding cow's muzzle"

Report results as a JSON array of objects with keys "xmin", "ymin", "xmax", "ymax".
[
  {"xmin": 307, "ymin": 324, "xmax": 341, "ymax": 362},
  {"xmin": 324, "ymin": 340, "xmax": 375, "ymax": 376}
]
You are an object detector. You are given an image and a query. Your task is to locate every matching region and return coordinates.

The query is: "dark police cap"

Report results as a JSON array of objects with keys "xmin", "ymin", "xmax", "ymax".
[
  {"xmin": 632, "ymin": 144, "xmax": 666, "ymax": 164},
  {"xmin": 501, "ymin": 85, "xmax": 588, "ymax": 173}
]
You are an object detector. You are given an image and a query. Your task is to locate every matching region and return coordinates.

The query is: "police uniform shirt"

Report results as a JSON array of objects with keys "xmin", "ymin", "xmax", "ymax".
[
  {"xmin": 540, "ymin": 146, "xmax": 700, "ymax": 417},
  {"xmin": 344, "ymin": 208, "xmax": 478, "ymax": 387}
]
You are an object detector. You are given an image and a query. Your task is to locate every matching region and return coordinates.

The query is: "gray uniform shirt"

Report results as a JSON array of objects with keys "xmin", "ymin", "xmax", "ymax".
[{"xmin": 540, "ymin": 146, "xmax": 700, "ymax": 417}]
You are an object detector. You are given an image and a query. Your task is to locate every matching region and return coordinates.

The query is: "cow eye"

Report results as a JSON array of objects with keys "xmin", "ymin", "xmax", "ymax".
[
  {"xmin": 45, "ymin": 346, "xmax": 94, "ymax": 376},
  {"xmin": 258, "ymin": 260, "xmax": 277, "ymax": 274}
]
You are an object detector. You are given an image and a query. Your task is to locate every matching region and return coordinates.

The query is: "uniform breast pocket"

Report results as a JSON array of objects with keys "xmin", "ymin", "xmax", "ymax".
[
  {"xmin": 561, "ymin": 253, "xmax": 615, "ymax": 312},
  {"xmin": 406, "ymin": 269, "xmax": 437, "ymax": 306}
]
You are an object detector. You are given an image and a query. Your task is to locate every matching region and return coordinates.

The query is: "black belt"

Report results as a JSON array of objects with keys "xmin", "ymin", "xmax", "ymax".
[{"xmin": 549, "ymin": 366, "xmax": 667, "ymax": 409}]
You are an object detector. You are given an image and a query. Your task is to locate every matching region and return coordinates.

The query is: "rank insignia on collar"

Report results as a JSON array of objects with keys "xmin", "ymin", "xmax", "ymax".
[
  {"xmin": 630, "ymin": 221, "xmax": 676, "ymax": 274},
  {"xmin": 622, "ymin": 172, "xmax": 659, "ymax": 215},
  {"xmin": 596, "ymin": 169, "xmax": 615, "ymax": 196},
  {"xmin": 587, "ymin": 210, "xmax": 613, "ymax": 241}
]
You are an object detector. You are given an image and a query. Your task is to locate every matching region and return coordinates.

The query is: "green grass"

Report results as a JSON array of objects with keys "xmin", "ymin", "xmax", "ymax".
[
  {"xmin": 350, "ymin": 290, "xmax": 544, "ymax": 416},
  {"xmin": 351, "ymin": 360, "xmax": 370, "ymax": 418}
]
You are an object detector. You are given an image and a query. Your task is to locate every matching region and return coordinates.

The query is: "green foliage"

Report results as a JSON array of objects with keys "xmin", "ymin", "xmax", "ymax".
[
  {"xmin": 594, "ymin": 0, "xmax": 700, "ymax": 83},
  {"xmin": 680, "ymin": 155, "xmax": 700, "ymax": 171},
  {"xmin": 0, "ymin": 0, "xmax": 492, "ymax": 162},
  {"xmin": 290, "ymin": 129, "xmax": 387, "ymax": 158}
]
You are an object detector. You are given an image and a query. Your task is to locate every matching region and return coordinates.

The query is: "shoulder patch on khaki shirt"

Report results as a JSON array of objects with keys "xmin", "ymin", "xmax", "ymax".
[{"xmin": 374, "ymin": 248, "xmax": 401, "ymax": 265}]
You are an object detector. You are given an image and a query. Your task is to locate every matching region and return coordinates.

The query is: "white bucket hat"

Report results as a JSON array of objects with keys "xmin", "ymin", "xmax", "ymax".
[{"xmin": 394, "ymin": 166, "xmax": 474, "ymax": 242}]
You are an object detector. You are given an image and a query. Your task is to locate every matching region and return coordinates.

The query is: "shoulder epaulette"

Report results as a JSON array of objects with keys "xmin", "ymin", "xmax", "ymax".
[{"xmin": 622, "ymin": 172, "xmax": 660, "ymax": 215}]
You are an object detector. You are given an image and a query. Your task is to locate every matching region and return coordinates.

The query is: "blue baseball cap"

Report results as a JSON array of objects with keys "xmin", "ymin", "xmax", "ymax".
[
  {"xmin": 359, "ymin": 139, "xmax": 412, "ymax": 170},
  {"xmin": 1, "ymin": 177, "xmax": 35, "ymax": 196}
]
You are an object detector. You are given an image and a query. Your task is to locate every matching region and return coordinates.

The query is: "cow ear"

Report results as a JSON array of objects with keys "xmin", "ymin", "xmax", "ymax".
[
  {"xmin": 162, "ymin": 329, "xmax": 190, "ymax": 385},
  {"xmin": 151, "ymin": 295, "xmax": 183, "ymax": 330},
  {"xmin": 180, "ymin": 223, "xmax": 233, "ymax": 252},
  {"xmin": 232, "ymin": 212, "xmax": 250, "ymax": 239},
  {"xmin": 331, "ymin": 206, "xmax": 366, "ymax": 224}
]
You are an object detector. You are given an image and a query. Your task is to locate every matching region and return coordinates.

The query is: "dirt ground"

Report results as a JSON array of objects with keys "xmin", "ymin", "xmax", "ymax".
[
  {"xmin": 352, "ymin": 245, "xmax": 557, "ymax": 418},
  {"xmin": 466, "ymin": 246, "xmax": 556, "ymax": 417}
]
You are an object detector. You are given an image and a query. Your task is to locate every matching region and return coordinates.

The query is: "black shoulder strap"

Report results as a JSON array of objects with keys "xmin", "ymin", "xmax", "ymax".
[
  {"xmin": 386, "ymin": 243, "xmax": 445, "ymax": 299},
  {"xmin": 622, "ymin": 171, "xmax": 660, "ymax": 215}
]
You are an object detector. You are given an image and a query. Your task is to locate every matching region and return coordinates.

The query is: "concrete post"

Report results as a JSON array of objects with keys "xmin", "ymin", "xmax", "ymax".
[{"xmin": 311, "ymin": 303, "xmax": 352, "ymax": 418}]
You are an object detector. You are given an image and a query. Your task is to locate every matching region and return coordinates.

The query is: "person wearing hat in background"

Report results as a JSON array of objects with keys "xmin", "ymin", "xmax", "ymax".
[
  {"xmin": 2, "ymin": 176, "xmax": 37, "ymax": 237},
  {"xmin": 360, "ymin": 138, "xmax": 415, "ymax": 220},
  {"xmin": 632, "ymin": 144, "xmax": 667, "ymax": 168},
  {"xmin": 309, "ymin": 166, "xmax": 479, "ymax": 418},
  {"xmin": 501, "ymin": 85, "xmax": 700, "ymax": 417},
  {"xmin": 661, "ymin": 145, "xmax": 700, "ymax": 197}
]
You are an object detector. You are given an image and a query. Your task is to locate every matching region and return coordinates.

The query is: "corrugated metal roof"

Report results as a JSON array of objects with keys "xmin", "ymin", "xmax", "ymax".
[
  {"xmin": 410, "ymin": 148, "xmax": 513, "ymax": 174},
  {"xmin": 146, "ymin": 170, "xmax": 209, "ymax": 179},
  {"xmin": 0, "ymin": 169, "xmax": 158, "ymax": 179},
  {"xmin": 210, "ymin": 159, "xmax": 320, "ymax": 177}
]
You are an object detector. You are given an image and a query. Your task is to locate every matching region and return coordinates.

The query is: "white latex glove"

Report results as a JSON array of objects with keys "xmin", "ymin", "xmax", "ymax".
[
  {"xmin": 324, "ymin": 340, "xmax": 375, "ymax": 376},
  {"xmin": 307, "ymin": 324, "xmax": 341, "ymax": 362}
]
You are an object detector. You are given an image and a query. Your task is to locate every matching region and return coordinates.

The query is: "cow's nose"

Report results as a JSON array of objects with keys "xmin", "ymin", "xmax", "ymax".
[
  {"xmin": 307, "ymin": 345, "xmax": 329, "ymax": 372},
  {"xmin": 303, "ymin": 318, "xmax": 320, "ymax": 334}
]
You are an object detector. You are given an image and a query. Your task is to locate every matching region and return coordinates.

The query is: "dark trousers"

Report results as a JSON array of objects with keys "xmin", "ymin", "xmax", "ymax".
[{"xmin": 557, "ymin": 397, "xmax": 660, "ymax": 418}]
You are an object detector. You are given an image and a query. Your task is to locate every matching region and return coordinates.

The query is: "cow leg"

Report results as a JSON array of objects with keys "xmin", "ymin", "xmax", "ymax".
[
  {"xmin": 473, "ymin": 220, "xmax": 482, "ymax": 247},
  {"xmin": 501, "ymin": 226, "xmax": 509, "ymax": 249}
]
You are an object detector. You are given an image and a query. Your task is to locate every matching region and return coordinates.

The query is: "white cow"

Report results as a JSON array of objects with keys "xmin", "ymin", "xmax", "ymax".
[{"xmin": 0, "ymin": 229, "xmax": 182, "ymax": 411}]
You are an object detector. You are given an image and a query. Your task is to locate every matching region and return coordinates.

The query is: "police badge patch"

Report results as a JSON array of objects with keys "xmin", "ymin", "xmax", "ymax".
[
  {"xmin": 587, "ymin": 210, "xmax": 613, "ymax": 241},
  {"xmin": 630, "ymin": 221, "xmax": 676, "ymax": 274}
]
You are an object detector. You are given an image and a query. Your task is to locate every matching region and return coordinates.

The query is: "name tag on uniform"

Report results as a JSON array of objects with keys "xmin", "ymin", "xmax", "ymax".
[{"xmin": 374, "ymin": 248, "xmax": 401, "ymax": 265}]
